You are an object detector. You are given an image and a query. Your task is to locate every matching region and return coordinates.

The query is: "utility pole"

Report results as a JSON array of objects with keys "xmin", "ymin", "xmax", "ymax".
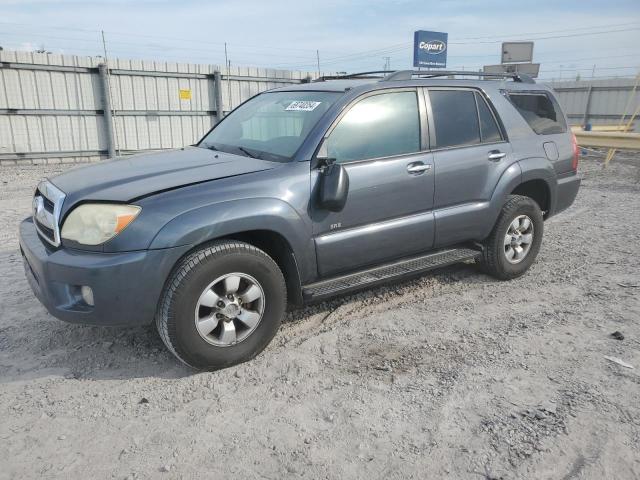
[
  {"xmin": 316, "ymin": 50, "xmax": 320, "ymax": 78},
  {"xmin": 383, "ymin": 56, "xmax": 391, "ymax": 71},
  {"xmin": 592, "ymin": 64, "xmax": 596, "ymax": 78},
  {"xmin": 213, "ymin": 71, "xmax": 224, "ymax": 123},
  {"xmin": 224, "ymin": 41, "xmax": 229, "ymax": 75},
  {"xmin": 224, "ymin": 42, "xmax": 231, "ymax": 111},
  {"xmin": 100, "ymin": 30, "xmax": 119, "ymax": 157},
  {"xmin": 98, "ymin": 64, "xmax": 116, "ymax": 158}
]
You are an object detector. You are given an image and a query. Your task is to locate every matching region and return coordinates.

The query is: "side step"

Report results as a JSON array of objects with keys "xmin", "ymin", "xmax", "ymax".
[{"xmin": 302, "ymin": 247, "xmax": 481, "ymax": 301}]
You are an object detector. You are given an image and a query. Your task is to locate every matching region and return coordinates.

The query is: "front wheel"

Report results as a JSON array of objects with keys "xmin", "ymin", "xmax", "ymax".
[
  {"xmin": 480, "ymin": 195, "xmax": 544, "ymax": 280},
  {"xmin": 156, "ymin": 241, "xmax": 287, "ymax": 370}
]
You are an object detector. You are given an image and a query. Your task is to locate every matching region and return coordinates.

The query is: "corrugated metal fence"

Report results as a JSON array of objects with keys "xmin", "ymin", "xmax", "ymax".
[
  {"xmin": 0, "ymin": 49, "xmax": 316, "ymax": 165},
  {"xmin": 2, "ymin": 50, "xmax": 638, "ymax": 166},
  {"xmin": 549, "ymin": 78, "xmax": 640, "ymax": 131}
]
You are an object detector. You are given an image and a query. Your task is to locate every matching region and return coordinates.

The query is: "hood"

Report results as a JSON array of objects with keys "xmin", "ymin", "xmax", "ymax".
[{"xmin": 51, "ymin": 147, "xmax": 279, "ymax": 213}]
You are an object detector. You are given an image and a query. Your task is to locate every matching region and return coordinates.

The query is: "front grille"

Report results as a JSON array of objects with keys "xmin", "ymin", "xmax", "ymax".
[
  {"xmin": 37, "ymin": 190, "xmax": 55, "ymax": 213},
  {"xmin": 35, "ymin": 218, "xmax": 55, "ymax": 241},
  {"xmin": 33, "ymin": 180, "xmax": 66, "ymax": 247}
]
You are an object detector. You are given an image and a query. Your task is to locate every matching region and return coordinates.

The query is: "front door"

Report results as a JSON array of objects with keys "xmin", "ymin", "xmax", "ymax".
[{"xmin": 310, "ymin": 89, "xmax": 435, "ymax": 278}]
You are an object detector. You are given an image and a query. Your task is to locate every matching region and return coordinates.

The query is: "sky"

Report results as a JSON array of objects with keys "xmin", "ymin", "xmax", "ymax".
[{"xmin": 0, "ymin": 0, "xmax": 639, "ymax": 80}]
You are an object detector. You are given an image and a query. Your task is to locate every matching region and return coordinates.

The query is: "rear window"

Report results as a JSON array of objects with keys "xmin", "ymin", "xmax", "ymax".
[{"xmin": 507, "ymin": 92, "xmax": 566, "ymax": 135}]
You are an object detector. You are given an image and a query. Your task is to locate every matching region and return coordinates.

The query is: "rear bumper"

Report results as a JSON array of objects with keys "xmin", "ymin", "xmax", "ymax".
[
  {"xmin": 552, "ymin": 172, "xmax": 581, "ymax": 216},
  {"xmin": 19, "ymin": 217, "xmax": 189, "ymax": 326}
]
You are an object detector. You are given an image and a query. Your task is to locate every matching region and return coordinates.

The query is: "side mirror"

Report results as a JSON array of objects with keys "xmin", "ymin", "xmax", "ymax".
[{"xmin": 318, "ymin": 158, "xmax": 349, "ymax": 212}]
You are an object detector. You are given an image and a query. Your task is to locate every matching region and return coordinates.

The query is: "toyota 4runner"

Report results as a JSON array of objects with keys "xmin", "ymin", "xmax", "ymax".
[{"xmin": 19, "ymin": 70, "xmax": 581, "ymax": 370}]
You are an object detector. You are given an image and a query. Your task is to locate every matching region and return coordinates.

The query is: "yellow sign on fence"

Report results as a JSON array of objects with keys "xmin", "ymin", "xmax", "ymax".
[{"xmin": 179, "ymin": 89, "xmax": 192, "ymax": 100}]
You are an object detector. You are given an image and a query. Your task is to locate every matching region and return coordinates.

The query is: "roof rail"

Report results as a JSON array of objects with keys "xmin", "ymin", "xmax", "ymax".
[
  {"xmin": 382, "ymin": 70, "xmax": 535, "ymax": 84},
  {"xmin": 315, "ymin": 69, "xmax": 535, "ymax": 84},
  {"xmin": 314, "ymin": 70, "xmax": 395, "ymax": 81}
]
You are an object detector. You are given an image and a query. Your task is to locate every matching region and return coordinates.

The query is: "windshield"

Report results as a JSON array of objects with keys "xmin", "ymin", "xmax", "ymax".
[{"xmin": 198, "ymin": 91, "xmax": 341, "ymax": 161}]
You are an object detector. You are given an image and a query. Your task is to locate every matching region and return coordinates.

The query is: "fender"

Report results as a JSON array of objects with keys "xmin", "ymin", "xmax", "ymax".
[
  {"xmin": 517, "ymin": 156, "xmax": 558, "ymax": 214},
  {"xmin": 479, "ymin": 161, "xmax": 523, "ymax": 239},
  {"xmin": 148, "ymin": 198, "xmax": 316, "ymax": 283},
  {"xmin": 481, "ymin": 156, "xmax": 556, "ymax": 239}
]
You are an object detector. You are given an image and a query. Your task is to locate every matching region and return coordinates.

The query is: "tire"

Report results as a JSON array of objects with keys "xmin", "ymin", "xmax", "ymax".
[
  {"xmin": 156, "ymin": 241, "xmax": 286, "ymax": 371},
  {"xmin": 480, "ymin": 195, "xmax": 544, "ymax": 280}
]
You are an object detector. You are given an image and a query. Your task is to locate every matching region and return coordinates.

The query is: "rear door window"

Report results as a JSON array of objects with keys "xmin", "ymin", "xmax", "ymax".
[
  {"xmin": 429, "ymin": 90, "xmax": 481, "ymax": 148},
  {"xmin": 507, "ymin": 92, "xmax": 567, "ymax": 135}
]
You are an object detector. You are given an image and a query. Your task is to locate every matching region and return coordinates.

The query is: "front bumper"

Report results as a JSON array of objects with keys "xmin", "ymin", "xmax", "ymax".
[{"xmin": 19, "ymin": 218, "xmax": 190, "ymax": 326}]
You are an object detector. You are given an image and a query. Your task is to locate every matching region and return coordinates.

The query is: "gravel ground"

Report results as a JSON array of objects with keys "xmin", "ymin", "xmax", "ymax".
[{"xmin": 1, "ymin": 153, "xmax": 639, "ymax": 480}]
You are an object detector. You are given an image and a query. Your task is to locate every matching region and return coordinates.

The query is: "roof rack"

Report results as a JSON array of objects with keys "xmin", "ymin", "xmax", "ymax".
[
  {"xmin": 315, "ymin": 70, "xmax": 396, "ymax": 81},
  {"xmin": 382, "ymin": 70, "xmax": 535, "ymax": 83},
  {"xmin": 316, "ymin": 69, "xmax": 535, "ymax": 84}
]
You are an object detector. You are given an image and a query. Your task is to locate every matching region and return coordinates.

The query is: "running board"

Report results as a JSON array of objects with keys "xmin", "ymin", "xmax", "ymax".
[{"xmin": 302, "ymin": 247, "xmax": 481, "ymax": 301}]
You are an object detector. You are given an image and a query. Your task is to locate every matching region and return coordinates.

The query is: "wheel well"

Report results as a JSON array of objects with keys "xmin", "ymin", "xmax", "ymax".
[
  {"xmin": 224, "ymin": 230, "xmax": 303, "ymax": 307},
  {"xmin": 511, "ymin": 180, "xmax": 550, "ymax": 216}
]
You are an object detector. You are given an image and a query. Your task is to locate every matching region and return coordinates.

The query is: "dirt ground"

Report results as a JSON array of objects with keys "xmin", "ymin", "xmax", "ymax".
[{"xmin": 0, "ymin": 152, "xmax": 639, "ymax": 480}]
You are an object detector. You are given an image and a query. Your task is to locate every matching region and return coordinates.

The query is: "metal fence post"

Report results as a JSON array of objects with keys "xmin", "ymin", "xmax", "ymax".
[
  {"xmin": 581, "ymin": 85, "xmax": 593, "ymax": 126},
  {"xmin": 213, "ymin": 71, "xmax": 224, "ymax": 124},
  {"xmin": 98, "ymin": 63, "xmax": 116, "ymax": 158}
]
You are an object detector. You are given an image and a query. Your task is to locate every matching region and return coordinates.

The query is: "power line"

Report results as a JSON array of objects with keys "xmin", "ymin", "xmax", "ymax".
[
  {"xmin": 0, "ymin": 20, "xmax": 328, "ymax": 55},
  {"xmin": 539, "ymin": 73, "xmax": 638, "ymax": 80},
  {"xmin": 2, "ymin": 21, "xmax": 638, "ymax": 68},
  {"xmin": 2, "ymin": 18, "xmax": 639, "ymax": 71},
  {"xmin": 452, "ymin": 21, "xmax": 640, "ymax": 41},
  {"xmin": 538, "ymin": 53, "xmax": 640, "ymax": 65},
  {"xmin": 0, "ymin": 30, "xmax": 317, "ymax": 60},
  {"xmin": 2, "ymin": 20, "xmax": 639, "ymax": 75},
  {"xmin": 1, "ymin": 19, "xmax": 637, "ymax": 47},
  {"xmin": 539, "ymin": 65, "xmax": 639, "ymax": 73},
  {"xmin": 268, "ymin": 26, "xmax": 640, "ymax": 68},
  {"xmin": 451, "ymin": 26, "xmax": 640, "ymax": 44}
]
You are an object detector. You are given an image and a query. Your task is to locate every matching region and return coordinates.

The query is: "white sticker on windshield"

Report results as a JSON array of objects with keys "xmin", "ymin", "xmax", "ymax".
[{"xmin": 285, "ymin": 101, "xmax": 321, "ymax": 111}]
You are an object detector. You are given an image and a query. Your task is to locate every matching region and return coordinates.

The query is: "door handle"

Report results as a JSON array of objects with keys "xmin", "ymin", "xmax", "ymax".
[
  {"xmin": 407, "ymin": 162, "xmax": 432, "ymax": 174},
  {"xmin": 488, "ymin": 151, "xmax": 506, "ymax": 161}
]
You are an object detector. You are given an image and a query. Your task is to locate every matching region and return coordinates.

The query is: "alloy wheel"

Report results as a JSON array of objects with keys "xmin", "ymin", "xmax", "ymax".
[
  {"xmin": 503, "ymin": 215, "xmax": 534, "ymax": 264},
  {"xmin": 194, "ymin": 273, "xmax": 265, "ymax": 346}
]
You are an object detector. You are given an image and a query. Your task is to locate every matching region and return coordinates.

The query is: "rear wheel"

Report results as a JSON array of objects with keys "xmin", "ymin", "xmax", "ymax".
[
  {"xmin": 156, "ymin": 241, "xmax": 286, "ymax": 370},
  {"xmin": 480, "ymin": 195, "xmax": 543, "ymax": 280}
]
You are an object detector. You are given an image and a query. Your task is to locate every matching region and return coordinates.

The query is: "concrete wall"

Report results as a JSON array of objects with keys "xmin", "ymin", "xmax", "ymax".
[{"xmin": 0, "ymin": 49, "xmax": 315, "ymax": 165}]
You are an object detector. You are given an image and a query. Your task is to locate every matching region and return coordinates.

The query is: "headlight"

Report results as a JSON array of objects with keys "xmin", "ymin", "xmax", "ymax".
[{"xmin": 61, "ymin": 203, "xmax": 141, "ymax": 245}]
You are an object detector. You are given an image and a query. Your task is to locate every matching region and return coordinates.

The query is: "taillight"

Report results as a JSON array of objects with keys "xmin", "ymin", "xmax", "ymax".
[{"xmin": 571, "ymin": 133, "xmax": 579, "ymax": 171}]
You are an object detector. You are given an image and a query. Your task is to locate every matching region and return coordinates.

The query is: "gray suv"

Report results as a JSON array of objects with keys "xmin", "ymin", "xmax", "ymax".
[{"xmin": 19, "ymin": 70, "xmax": 581, "ymax": 370}]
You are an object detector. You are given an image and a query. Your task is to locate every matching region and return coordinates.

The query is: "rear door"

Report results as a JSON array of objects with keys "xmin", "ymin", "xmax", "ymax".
[
  {"xmin": 310, "ymin": 88, "xmax": 435, "ymax": 277},
  {"xmin": 426, "ymin": 88, "xmax": 513, "ymax": 247}
]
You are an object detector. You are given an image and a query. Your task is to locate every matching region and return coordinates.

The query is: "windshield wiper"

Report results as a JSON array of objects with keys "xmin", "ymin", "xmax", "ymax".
[
  {"xmin": 236, "ymin": 146, "xmax": 260, "ymax": 159},
  {"xmin": 204, "ymin": 144, "xmax": 219, "ymax": 151}
]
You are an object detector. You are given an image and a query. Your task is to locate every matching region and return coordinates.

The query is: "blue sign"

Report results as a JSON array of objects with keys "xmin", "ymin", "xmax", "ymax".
[{"xmin": 413, "ymin": 30, "xmax": 448, "ymax": 68}]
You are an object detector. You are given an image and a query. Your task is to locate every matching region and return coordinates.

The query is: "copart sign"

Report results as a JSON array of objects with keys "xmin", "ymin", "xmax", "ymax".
[{"xmin": 413, "ymin": 30, "xmax": 448, "ymax": 68}]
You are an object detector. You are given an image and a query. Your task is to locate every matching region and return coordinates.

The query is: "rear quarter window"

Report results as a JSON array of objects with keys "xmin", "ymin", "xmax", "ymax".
[{"xmin": 506, "ymin": 91, "xmax": 567, "ymax": 135}]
